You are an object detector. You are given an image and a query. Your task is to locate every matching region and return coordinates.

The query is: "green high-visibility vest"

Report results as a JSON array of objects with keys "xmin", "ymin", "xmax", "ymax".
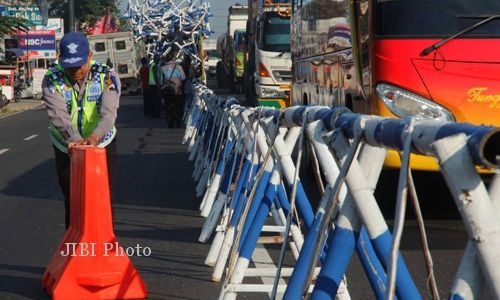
[
  {"xmin": 45, "ymin": 61, "xmax": 117, "ymax": 153},
  {"xmin": 149, "ymin": 62, "xmax": 157, "ymax": 85}
]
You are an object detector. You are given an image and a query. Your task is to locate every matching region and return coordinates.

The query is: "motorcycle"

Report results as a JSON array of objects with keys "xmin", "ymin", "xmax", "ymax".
[
  {"xmin": 13, "ymin": 77, "xmax": 26, "ymax": 103},
  {"xmin": 0, "ymin": 85, "xmax": 9, "ymax": 108}
]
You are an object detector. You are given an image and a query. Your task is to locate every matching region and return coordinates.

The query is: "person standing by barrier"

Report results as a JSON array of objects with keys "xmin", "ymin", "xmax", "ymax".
[
  {"xmin": 149, "ymin": 55, "xmax": 162, "ymax": 118},
  {"xmin": 161, "ymin": 52, "xmax": 185, "ymax": 128},
  {"xmin": 42, "ymin": 32, "xmax": 120, "ymax": 229},
  {"xmin": 139, "ymin": 57, "xmax": 150, "ymax": 115}
]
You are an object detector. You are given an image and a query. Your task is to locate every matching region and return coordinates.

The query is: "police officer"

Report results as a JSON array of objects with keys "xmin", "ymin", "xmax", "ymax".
[
  {"xmin": 149, "ymin": 54, "xmax": 162, "ymax": 118},
  {"xmin": 42, "ymin": 32, "xmax": 120, "ymax": 229}
]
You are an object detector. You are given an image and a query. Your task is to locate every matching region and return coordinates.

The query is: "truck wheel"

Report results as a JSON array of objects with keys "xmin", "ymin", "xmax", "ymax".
[
  {"xmin": 236, "ymin": 79, "xmax": 244, "ymax": 94},
  {"xmin": 244, "ymin": 80, "xmax": 256, "ymax": 107},
  {"xmin": 217, "ymin": 75, "xmax": 223, "ymax": 88}
]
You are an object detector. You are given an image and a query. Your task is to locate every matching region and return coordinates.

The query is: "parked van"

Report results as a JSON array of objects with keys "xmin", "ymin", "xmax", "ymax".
[{"xmin": 88, "ymin": 31, "xmax": 141, "ymax": 94}]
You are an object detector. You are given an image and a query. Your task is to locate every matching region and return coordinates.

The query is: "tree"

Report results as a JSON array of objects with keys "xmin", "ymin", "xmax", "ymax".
[
  {"xmin": 0, "ymin": 16, "xmax": 30, "ymax": 35},
  {"xmin": 0, "ymin": 0, "xmax": 36, "ymax": 35},
  {"xmin": 48, "ymin": 0, "xmax": 119, "ymax": 31}
]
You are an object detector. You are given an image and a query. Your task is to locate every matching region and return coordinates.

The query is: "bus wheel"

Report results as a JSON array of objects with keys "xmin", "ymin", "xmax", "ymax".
[
  {"xmin": 345, "ymin": 94, "xmax": 353, "ymax": 111},
  {"xmin": 303, "ymin": 93, "xmax": 308, "ymax": 105}
]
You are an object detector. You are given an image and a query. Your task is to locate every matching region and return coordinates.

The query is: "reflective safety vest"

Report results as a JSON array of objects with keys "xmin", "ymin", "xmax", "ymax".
[
  {"xmin": 45, "ymin": 61, "xmax": 117, "ymax": 153},
  {"xmin": 149, "ymin": 62, "xmax": 157, "ymax": 85}
]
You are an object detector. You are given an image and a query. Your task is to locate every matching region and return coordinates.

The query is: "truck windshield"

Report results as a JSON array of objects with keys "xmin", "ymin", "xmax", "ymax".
[
  {"xmin": 374, "ymin": 0, "xmax": 500, "ymax": 37},
  {"xmin": 262, "ymin": 13, "xmax": 290, "ymax": 52},
  {"xmin": 234, "ymin": 31, "xmax": 247, "ymax": 51},
  {"xmin": 206, "ymin": 50, "xmax": 221, "ymax": 59}
]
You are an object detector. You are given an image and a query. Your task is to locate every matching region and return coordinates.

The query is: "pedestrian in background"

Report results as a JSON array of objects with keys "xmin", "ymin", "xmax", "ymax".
[
  {"xmin": 139, "ymin": 57, "xmax": 150, "ymax": 115},
  {"xmin": 106, "ymin": 57, "xmax": 114, "ymax": 69},
  {"xmin": 42, "ymin": 32, "xmax": 120, "ymax": 229},
  {"xmin": 161, "ymin": 52, "xmax": 185, "ymax": 128},
  {"xmin": 149, "ymin": 55, "xmax": 162, "ymax": 118}
]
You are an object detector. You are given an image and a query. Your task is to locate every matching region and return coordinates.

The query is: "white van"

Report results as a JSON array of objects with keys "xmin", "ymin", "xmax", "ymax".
[{"xmin": 88, "ymin": 32, "xmax": 142, "ymax": 94}]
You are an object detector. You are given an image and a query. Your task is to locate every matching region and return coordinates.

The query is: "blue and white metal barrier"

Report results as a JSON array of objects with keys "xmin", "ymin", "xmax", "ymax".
[
  {"xmin": 127, "ymin": 0, "xmax": 212, "ymax": 61},
  {"xmin": 181, "ymin": 82, "xmax": 500, "ymax": 299}
]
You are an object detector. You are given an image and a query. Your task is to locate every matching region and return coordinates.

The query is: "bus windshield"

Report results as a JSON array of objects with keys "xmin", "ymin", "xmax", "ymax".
[
  {"xmin": 262, "ymin": 13, "xmax": 290, "ymax": 52},
  {"xmin": 374, "ymin": 0, "xmax": 500, "ymax": 37}
]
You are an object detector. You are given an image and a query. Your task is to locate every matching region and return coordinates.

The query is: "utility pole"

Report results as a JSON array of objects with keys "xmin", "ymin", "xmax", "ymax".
[{"xmin": 68, "ymin": 0, "xmax": 75, "ymax": 32}]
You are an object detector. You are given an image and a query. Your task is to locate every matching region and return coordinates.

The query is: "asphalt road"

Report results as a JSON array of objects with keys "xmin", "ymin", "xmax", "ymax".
[
  {"xmin": 0, "ymin": 81, "xmax": 492, "ymax": 299},
  {"xmin": 0, "ymin": 95, "xmax": 221, "ymax": 299}
]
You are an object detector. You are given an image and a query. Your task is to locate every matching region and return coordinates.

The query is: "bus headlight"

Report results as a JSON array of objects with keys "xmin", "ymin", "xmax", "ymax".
[{"xmin": 376, "ymin": 83, "xmax": 455, "ymax": 121}]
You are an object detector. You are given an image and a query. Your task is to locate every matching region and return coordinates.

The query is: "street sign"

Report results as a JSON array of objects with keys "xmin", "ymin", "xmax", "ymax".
[{"xmin": 4, "ymin": 5, "xmax": 43, "ymax": 26}]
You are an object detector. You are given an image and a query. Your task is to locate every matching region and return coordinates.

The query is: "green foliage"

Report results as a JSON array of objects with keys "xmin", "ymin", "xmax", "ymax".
[
  {"xmin": 0, "ymin": 16, "xmax": 30, "ymax": 35},
  {"xmin": 48, "ymin": 0, "xmax": 119, "ymax": 30}
]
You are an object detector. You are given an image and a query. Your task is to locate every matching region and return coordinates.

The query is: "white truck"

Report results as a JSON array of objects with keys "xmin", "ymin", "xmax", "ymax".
[
  {"xmin": 223, "ymin": 4, "xmax": 248, "ymax": 92},
  {"xmin": 87, "ymin": 31, "xmax": 142, "ymax": 94},
  {"xmin": 203, "ymin": 38, "xmax": 219, "ymax": 77},
  {"xmin": 245, "ymin": 0, "xmax": 292, "ymax": 108}
]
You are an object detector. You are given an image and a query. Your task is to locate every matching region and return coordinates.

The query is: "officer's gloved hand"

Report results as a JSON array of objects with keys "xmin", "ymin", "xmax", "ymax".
[
  {"xmin": 68, "ymin": 139, "xmax": 85, "ymax": 149},
  {"xmin": 83, "ymin": 134, "xmax": 100, "ymax": 146}
]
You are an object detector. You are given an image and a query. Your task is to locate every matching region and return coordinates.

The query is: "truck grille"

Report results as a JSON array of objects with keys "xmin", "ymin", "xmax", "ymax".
[{"xmin": 272, "ymin": 70, "xmax": 291, "ymax": 83}]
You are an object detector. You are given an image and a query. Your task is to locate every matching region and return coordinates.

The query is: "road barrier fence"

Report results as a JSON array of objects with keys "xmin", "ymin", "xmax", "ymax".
[{"xmin": 181, "ymin": 80, "xmax": 500, "ymax": 300}]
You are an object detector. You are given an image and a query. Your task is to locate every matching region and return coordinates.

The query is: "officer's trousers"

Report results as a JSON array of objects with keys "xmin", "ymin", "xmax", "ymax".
[
  {"xmin": 149, "ymin": 85, "xmax": 161, "ymax": 118},
  {"xmin": 53, "ymin": 139, "xmax": 118, "ymax": 229},
  {"xmin": 143, "ymin": 88, "xmax": 151, "ymax": 115}
]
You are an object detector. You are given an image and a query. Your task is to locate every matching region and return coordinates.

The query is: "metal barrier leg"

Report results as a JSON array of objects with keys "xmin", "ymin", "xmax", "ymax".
[
  {"xmin": 434, "ymin": 134, "xmax": 500, "ymax": 297},
  {"xmin": 204, "ymin": 159, "xmax": 251, "ymax": 266},
  {"xmin": 330, "ymin": 132, "xmax": 421, "ymax": 300},
  {"xmin": 200, "ymin": 140, "xmax": 235, "ymax": 216},
  {"xmin": 238, "ymin": 169, "xmax": 274, "ymax": 248},
  {"xmin": 310, "ymin": 141, "xmax": 388, "ymax": 300},
  {"xmin": 205, "ymin": 228, "xmax": 226, "ymax": 266},
  {"xmin": 212, "ymin": 162, "xmax": 261, "ymax": 281},
  {"xmin": 268, "ymin": 128, "xmax": 315, "ymax": 227},
  {"xmin": 199, "ymin": 154, "xmax": 241, "ymax": 243},
  {"xmin": 450, "ymin": 171, "xmax": 500, "ymax": 299},
  {"xmin": 286, "ymin": 123, "xmax": 388, "ymax": 299},
  {"xmin": 275, "ymin": 184, "xmax": 303, "ymax": 258}
]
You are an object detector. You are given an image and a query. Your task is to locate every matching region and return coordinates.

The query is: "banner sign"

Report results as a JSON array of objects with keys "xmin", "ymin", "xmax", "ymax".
[
  {"xmin": 36, "ymin": 18, "xmax": 65, "ymax": 39},
  {"xmin": 5, "ymin": 5, "xmax": 42, "ymax": 26},
  {"xmin": 18, "ymin": 30, "xmax": 56, "ymax": 51},
  {"xmin": 17, "ymin": 30, "xmax": 56, "ymax": 58}
]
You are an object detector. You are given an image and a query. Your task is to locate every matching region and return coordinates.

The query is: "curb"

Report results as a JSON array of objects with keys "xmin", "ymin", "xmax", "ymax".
[{"xmin": 0, "ymin": 100, "xmax": 44, "ymax": 119}]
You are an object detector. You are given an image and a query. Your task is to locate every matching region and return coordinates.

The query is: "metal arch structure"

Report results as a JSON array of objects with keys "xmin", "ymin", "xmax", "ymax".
[{"xmin": 127, "ymin": 0, "xmax": 212, "ymax": 63}]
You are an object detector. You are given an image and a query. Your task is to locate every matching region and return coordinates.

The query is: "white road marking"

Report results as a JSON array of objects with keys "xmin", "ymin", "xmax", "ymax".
[
  {"xmin": 24, "ymin": 134, "xmax": 38, "ymax": 141},
  {"xmin": 0, "ymin": 148, "xmax": 10, "ymax": 156}
]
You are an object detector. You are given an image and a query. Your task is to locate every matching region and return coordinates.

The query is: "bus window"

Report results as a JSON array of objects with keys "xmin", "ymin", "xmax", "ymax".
[
  {"xmin": 374, "ymin": 0, "xmax": 500, "ymax": 37},
  {"xmin": 95, "ymin": 42, "xmax": 106, "ymax": 52}
]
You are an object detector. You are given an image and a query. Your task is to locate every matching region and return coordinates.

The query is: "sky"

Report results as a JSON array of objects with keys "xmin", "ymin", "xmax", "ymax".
[{"xmin": 120, "ymin": 0, "xmax": 242, "ymax": 41}]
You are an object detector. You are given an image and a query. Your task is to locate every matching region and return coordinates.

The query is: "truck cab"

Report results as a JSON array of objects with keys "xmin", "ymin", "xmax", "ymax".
[
  {"xmin": 255, "ymin": 8, "xmax": 291, "ymax": 108},
  {"xmin": 246, "ymin": 0, "xmax": 292, "ymax": 108},
  {"xmin": 224, "ymin": 5, "xmax": 248, "ymax": 93}
]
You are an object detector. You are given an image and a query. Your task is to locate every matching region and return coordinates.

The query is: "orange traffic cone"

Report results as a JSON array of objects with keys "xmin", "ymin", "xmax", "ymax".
[{"xmin": 42, "ymin": 146, "xmax": 147, "ymax": 299}]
